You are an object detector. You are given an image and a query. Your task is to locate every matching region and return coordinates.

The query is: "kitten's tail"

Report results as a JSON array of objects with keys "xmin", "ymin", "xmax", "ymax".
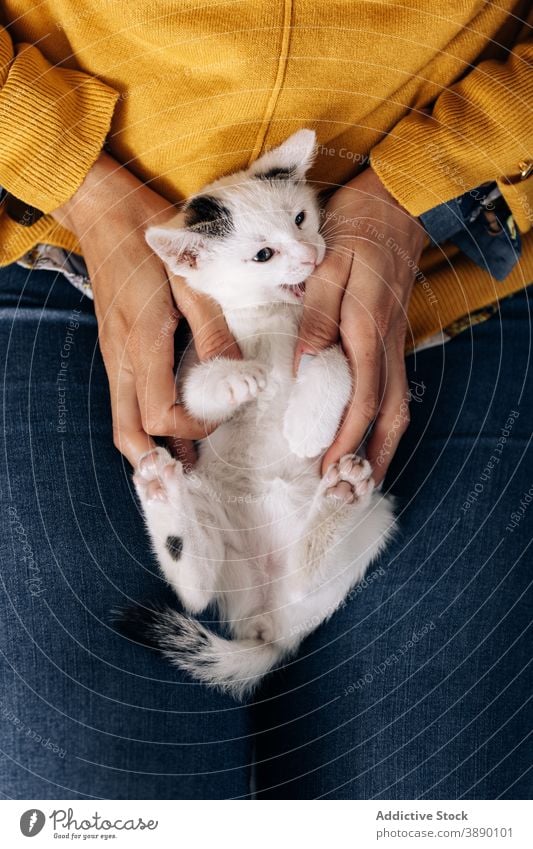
[{"xmin": 116, "ymin": 603, "xmax": 283, "ymax": 700}]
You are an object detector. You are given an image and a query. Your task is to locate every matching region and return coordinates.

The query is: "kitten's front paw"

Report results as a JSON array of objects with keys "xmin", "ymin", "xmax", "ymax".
[
  {"xmin": 216, "ymin": 364, "xmax": 267, "ymax": 408},
  {"xmin": 322, "ymin": 454, "xmax": 374, "ymax": 505},
  {"xmin": 283, "ymin": 408, "xmax": 332, "ymax": 458},
  {"xmin": 184, "ymin": 359, "xmax": 268, "ymax": 422}
]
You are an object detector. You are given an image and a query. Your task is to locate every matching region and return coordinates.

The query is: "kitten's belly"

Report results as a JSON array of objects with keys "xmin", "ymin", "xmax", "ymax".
[
  {"xmin": 196, "ymin": 437, "xmax": 319, "ymax": 556},
  {"xmin": 192, "ymin": 346, "xmax": 321, "ymax": 627},
  {"xmin": 194, "ymin": 310, "xmax": 319, "ymax": 555}
]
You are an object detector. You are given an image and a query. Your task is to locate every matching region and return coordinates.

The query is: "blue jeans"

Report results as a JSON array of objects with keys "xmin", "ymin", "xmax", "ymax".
[{"xmin": 0, "ymin": 262, "xmax": 531, "ymax": 799}]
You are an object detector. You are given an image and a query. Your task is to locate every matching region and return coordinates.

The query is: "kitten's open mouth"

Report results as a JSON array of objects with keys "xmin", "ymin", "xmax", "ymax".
[{"xmin": 280, "ymin": 282, "xmax": 306, "ymax": 300}]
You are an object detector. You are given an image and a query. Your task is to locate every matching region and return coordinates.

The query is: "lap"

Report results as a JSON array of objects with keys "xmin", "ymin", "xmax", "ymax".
[
  {"xmin": 2, "ymin": 262, "xmax": 531, "ymax": 800},
  {"xmin": 253, "ymin": 288, "xmax": 533, "ymax": 799},
  {"xmin": 0, "ymin": 264, "xmax": 252, "ymax": 799}
]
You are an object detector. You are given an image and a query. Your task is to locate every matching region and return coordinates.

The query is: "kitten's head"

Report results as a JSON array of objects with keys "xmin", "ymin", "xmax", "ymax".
[{"xmin": 146, "ymin": 130, "xmax": 325, "ymax": 308}]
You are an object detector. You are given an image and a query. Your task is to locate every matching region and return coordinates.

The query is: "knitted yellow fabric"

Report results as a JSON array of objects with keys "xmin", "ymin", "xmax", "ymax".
[{"xmin": 0, "ymin": 1, "xmax": 531, "ymax": 345}]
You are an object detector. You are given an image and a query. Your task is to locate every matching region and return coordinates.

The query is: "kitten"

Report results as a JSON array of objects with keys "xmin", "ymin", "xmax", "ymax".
[{"xmin": 121, "ymin": 130, "xmax": 395, "ymax": 699}]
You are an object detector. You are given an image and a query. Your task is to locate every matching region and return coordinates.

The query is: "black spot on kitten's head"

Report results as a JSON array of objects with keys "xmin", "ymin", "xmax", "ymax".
[
  {"xmin": 184, "ymin": 194, "xmax": 233, "ymax": 237},
  {"xmin": 165, "ymin": 535, "xmax": 183, "ymax": 561},
  {"xmin": 254, "ymin": 166, "xmax": 296, "ymax": 182}
]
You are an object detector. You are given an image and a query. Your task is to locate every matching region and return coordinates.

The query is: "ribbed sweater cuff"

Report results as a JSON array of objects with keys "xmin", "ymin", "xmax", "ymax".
[
  {"xmin": 370, "ymin": 111, "xmax": 515, "ymax": 217},
  {"xmin": 370, "ymin": 44, "xmax": 533, "ymax": 217},
  {"xmin": 0, "ymin": 43, "xmax": 119, "ymax": 214}
]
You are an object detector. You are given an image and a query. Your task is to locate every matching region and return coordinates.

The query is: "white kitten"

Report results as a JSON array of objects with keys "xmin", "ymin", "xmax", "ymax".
[{"xmin": 121, "ymin": 130, "xmax": 395, "ymax": 699}]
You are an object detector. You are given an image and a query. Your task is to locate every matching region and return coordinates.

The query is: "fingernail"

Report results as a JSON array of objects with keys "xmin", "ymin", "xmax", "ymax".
[{"xmin": 297, "ymin": 353, "xmax": 315, "ymax": 377}]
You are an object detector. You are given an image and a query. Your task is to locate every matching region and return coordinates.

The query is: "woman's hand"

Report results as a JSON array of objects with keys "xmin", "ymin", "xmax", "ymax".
[
  {"xmin": 52, "ymin": 153, "xmax": 240, "ymax": 468},
  {"xmin": 296, "ymin": 167, "xmax": 426, "ymax": 485}
]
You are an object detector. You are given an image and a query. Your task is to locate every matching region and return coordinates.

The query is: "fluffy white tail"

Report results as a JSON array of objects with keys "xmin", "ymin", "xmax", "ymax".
[{"xmin": 117, "ymin": 603, "xmax": 283, "ymax": 699}]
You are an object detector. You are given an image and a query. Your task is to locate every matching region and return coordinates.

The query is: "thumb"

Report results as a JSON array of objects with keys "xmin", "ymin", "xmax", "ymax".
[
  {"xmin": 169, "ymin": 274, "xmax": 241, "ymax": 362},
  {"xmin": 295, "ymin": 251, "xmax": 350, "ymax": 374}
]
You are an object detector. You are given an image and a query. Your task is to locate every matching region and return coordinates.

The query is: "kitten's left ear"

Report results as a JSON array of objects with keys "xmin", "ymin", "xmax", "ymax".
[
  {"xmin": 145, "ymin": 224, "xmax": 207, "ymax": 274},
  {"xmin": 250, "ymin": 129, "xmax": 316, "ymax": 181}
]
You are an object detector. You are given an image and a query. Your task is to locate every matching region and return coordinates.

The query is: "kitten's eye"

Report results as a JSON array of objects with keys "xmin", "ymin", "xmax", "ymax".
[
  {"xmin": 295, "ymin": 210, "xmax": 305, "ymax": 227},
  {"xmin": 253, "ymin": 247, "xmax": 274, "ymax": 262}
]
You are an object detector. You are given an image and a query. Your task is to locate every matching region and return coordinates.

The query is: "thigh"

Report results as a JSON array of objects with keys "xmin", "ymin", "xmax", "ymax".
[
  {"xmin": 0, "ymin": 264, "xmax": 253, "ymax": 799},
  {"xmin": 254, "ymin": 288, "xmax": 533, "ymax": 799}
]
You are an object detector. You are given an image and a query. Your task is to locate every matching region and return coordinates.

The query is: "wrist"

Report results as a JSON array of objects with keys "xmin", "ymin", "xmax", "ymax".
[
  {"xmin": 51, "ymin": 152, "xmax": 122, "ymax": 233},
  {"xmin": 373, "ymin": 167, "xmax": 425, "ymax": 254}
]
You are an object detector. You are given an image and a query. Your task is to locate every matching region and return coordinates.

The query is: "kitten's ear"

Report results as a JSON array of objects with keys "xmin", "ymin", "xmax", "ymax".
[
  {"xmin": 251, "ymin": 129, "xmax": 316, "ymax": 181},
  {"xmin": 145, "ymin": 225, "xmax": 206, "ymax": 273}
]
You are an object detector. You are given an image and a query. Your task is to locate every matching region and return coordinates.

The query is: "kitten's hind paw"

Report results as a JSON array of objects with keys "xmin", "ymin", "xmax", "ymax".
[
  {"xmin": 322, "ymin": 454, "xmax": 374, "ymax": 505},
  {"xmin": 134, "ymin": 447, "xmax": 184, "ymax": 504}
]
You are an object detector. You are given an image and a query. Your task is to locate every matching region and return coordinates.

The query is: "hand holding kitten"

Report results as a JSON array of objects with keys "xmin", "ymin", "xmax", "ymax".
[
  {"xmin": 295, "ymin": 167, "xmax": 426, "ymax": 484},
  {"xmin": 52, "ymin": 152, "xmax": 241, "ymax": 467},
  {"xmin": 53, "ymin": 149, "xmax": 422, "ymax": 483}
]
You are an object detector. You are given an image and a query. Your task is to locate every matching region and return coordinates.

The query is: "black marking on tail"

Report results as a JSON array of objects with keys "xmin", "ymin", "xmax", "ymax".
[
  {"xmin": 254, "ymin": 166, "xmax": 296, "ymax": 182},
  {"xmin": 165, "ymin": 535, "xmax": 183, "ymax": 560},
  {"xmin": 184, "ymin": 194, "xmax": 233, "ymax": 237},
  {"xmin": 114, "ymin": 602, "xmax": 216, "ymax": 667},
  {"xmin": 113, "ymin": 602, "xmax": 167, "ymax": 651}
]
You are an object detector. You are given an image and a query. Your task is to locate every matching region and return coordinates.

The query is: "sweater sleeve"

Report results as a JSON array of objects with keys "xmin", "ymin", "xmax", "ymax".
[
  {"xmin": 0, "ymin": 24, "xmax": 119, "ymax": 214},
  {"xmin": 370, "ymin": 37, "xmax": 533, "ymax": 220}
]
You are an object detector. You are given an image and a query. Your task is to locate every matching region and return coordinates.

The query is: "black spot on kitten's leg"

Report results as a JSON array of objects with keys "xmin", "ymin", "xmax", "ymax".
[
  {"xmin": 165, "ymin": 535, "xmax": 183, "ymax": 561},
  {"xmin": 184, "ymin": 195, "xmax": 233, "ymax": 237},
  {"xmin": 254, "ymin": 166, "xmax": 296, "ymax": 182}
]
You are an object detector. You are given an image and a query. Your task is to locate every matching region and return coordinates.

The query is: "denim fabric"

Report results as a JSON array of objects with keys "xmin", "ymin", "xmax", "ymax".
[
  {"xmin": 1, "ymin": 262, "xmax": 532, "ymax": 799},
  {"xmin": 419, "ymin": 185, "xmax": 521, "ymax": 281}
]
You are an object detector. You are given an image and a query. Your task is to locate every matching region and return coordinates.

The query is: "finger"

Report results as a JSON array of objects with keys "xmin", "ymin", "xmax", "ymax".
[
  {"xmin": 135, "ymin": 356, "xmax": 214, "ymax": 440},
  {"xmin": 122, "ymin": 290, "xmax": 217, "ymax": 440},
  {"xmin": 295, "ymin": 250, "xmax": 351, "ymax": 373},
  {"xmin": 109, "ymin": 365, "xmax": 156, "ymax": 467},
  {"xmin": 366, "ymin": 344, "xmax": 411, "ymax": 486},
  {"xmin": 169, "ymin": 274, "xmax": 241, "ymax": 362},
  {"xmin": 321, "ymin": 315, "xmax": 383, "ymax": 475}
]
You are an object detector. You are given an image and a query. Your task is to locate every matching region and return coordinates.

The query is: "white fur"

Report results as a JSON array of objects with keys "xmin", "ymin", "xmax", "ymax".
[{"xmin": 134, "ymin": 131, "xmax": 395, "ymax": 699}]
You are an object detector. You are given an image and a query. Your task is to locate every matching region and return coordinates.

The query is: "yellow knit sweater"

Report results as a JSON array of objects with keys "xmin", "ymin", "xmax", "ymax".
[{"xmin": 0, "ymin": 1, "xmax": 532, "ymax": 345}]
